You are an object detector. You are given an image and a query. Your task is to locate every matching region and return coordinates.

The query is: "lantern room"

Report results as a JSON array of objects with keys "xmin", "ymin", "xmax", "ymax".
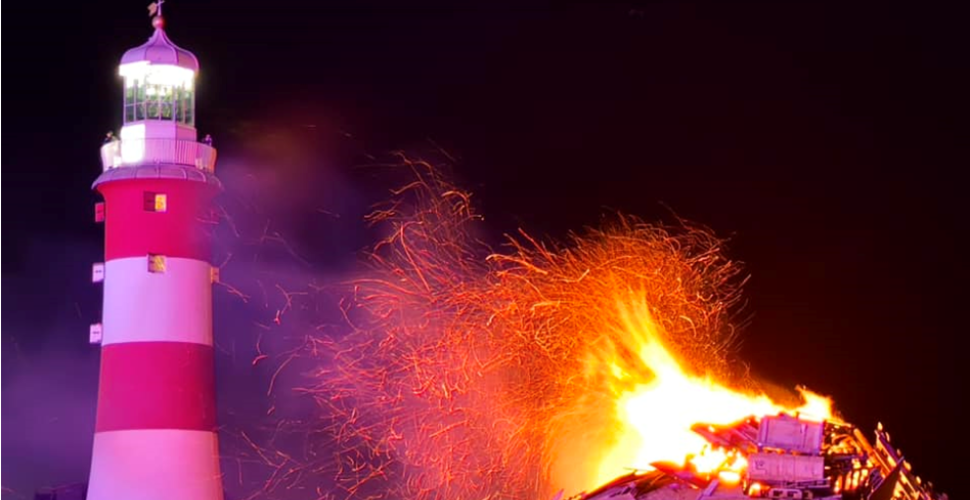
[
  {"xmin": 99, "ymin": 14, "xmax": 217, "ymax": 175},
  {"xmin": 118, "ymin": 16, "xmax": 200, "ymax": 140}
]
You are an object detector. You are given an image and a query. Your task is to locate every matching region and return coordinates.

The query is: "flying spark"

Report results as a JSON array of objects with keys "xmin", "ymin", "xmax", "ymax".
[{"xmin": 248, "ymin": 155, "xmax": 837, "ymax": 499}]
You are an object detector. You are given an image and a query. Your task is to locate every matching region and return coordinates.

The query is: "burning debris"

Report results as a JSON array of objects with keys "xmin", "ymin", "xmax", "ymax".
[{"xmin": 568, "ymin": 414, "xmax": 948, "ymax": 500}]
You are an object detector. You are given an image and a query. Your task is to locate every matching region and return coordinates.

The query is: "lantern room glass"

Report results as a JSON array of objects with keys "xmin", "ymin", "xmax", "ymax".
[{"xmin": 121, "ymin": 64, "xmax": 195, "ymax": 126}]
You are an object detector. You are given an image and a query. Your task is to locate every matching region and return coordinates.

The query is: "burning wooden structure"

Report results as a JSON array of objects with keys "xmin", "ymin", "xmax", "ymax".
[{"xmin": 568, "ymin": 414, "xmax": 947, "ymax": 500}]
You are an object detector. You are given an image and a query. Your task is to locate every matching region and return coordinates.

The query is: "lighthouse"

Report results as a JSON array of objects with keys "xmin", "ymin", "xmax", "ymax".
[{"xmin": 88, "ymin": 8, "xmax": 224, "ymax": 500}]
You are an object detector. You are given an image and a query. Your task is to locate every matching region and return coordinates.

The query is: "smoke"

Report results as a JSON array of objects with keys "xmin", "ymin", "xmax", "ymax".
[
  {"xmin": 1, "ymin": 240, "xmax": 102, "ymax": 499},
  {"xmin": 209, "ymin": 145, "xmax": 471, "ymax": 500},
  {"xmin": 1, "ymin": 349, "xmax": 98, "ymax": 499},
  {"xmin": 203, "ymin": 137, "xmax": 364, "ymax": 499}
]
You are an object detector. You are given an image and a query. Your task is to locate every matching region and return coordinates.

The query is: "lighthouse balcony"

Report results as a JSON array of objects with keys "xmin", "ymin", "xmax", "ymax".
[{"xmin": 100, "ymin": 138, "xmax": 217, "ymax": 173}]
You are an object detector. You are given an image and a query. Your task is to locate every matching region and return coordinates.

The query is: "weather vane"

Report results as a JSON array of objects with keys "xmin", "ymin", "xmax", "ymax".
[{"xmin": 148, "ymin": 0, "xmax": 164, "ymax": 17}]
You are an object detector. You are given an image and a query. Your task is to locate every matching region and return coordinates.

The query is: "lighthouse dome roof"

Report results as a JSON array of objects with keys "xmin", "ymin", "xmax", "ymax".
[{"xmin": 120, "ymin": 17, "xmax": 199, "ymax": 72}]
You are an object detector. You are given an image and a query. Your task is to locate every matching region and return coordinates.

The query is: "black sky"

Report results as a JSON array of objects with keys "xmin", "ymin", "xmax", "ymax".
[{"xmin": 3, "ymin": 0, "xmax": 967, "ymax": 497}]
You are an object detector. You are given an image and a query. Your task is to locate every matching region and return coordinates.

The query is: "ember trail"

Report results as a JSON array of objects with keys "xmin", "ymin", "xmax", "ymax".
[{"xmin": 283, "ymin": 159, "xmax": 946, "ymax": 500}]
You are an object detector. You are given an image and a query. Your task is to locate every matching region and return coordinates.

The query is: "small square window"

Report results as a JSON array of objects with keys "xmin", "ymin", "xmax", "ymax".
[
  {"xmin": 89, "ymin": 323, "xmax": 103, "ymax": 345},
  {"xmin": 92, "ymin": 263, "xmax": 105, "ymax": 283},
  {"xmin": 148, "ymin": 254, "xmax": 167, "ymax": 273},
  {"xmin": 143, "ymin": 192, "xmax": 167, "ymax": 212}
]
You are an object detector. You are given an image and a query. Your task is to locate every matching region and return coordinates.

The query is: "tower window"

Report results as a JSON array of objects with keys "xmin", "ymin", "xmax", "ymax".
[
  {"xmin": 148, "ymin": 254, "xmax": 167, "ymax": 273},
  {"xmin": 124, "ymin": 79, "xmax": 137, "ymax": 122},
  {"xmin": 182, "ymin": 88, "xmax": 194, "ymax": 125},
  {"xmin": 174, "ymin": 87, "xmax": 183, "ymax": 122},
  {"xmin": 123, "ymin": 79, "xmax": 192, "ymax": 124},
  {"xmin": 136, "ymin": 82, "xmax": 146, "ymax": 120},
  {"xmin": 89, "ymin": 323, "xmax": 103, "ymax": 345},
  {"xmin": 143, "ymin": 192, "xmax": 167, "ymax": 212},
  {"xmin": 92, "ymin": 263, "xmax": 105, "ymax": 283}
]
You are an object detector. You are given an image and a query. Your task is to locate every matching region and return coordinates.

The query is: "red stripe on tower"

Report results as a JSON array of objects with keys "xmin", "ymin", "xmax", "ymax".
[
  {"xmin": 96, "ymin": 342, "xmax": 216, "ymax": 431},
  {"xmin": 88, "ymin": 10, "xmax": 225, "ymax": 500},
  {"xmin": 99, "ymin": 178, "xmax": 219, "ymax": 261}
]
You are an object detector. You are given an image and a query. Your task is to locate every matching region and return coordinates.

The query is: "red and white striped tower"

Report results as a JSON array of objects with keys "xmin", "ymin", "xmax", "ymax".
[{"xmin": 88, "ymin": 10, "xmax": 224, "ymax": 500}]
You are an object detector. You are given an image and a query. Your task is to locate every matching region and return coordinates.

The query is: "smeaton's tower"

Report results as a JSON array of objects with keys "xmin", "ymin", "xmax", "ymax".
[{"xmin": 88, "ymin": 6, "xmax": 224, "ymax": 499}]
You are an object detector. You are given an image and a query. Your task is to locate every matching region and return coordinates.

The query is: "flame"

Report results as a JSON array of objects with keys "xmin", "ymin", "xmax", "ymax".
[{"xmin": 588, "ymin": 299, "xmax": 834, "ymax": 488}]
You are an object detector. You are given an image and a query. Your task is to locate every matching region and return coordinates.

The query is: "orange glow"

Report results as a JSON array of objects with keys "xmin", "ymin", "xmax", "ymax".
[
  {"xmin": 718, "ymin": 470, "xmax": 742, "ymax": 484},
  {"xmin": 586, "ymin": 299, "xmax": 833, "ymax": 489},
  {"xmin": 749, "ymin": 482, "xmax": 764, "ymax": 496}
]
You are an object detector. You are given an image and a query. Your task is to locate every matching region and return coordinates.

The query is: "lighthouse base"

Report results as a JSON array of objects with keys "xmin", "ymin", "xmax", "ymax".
[{"xmin": 88, "ymin": 429, "xmax": 223, "ymax": 500}]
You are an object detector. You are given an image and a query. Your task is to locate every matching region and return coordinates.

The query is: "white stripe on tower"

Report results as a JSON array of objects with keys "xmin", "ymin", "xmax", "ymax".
[
  {"xmin": 89, "ymin": 430, "xmax": 222, "ymax": 499},
  {"xmin": 102, "ymin": 257, "xmax": 213, "ymax": 346}
]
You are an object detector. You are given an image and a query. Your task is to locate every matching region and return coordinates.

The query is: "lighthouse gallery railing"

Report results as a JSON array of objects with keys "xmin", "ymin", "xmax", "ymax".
[{"xmin": 100, "ymin": 138, "xmax": 217, "ymax": 173}]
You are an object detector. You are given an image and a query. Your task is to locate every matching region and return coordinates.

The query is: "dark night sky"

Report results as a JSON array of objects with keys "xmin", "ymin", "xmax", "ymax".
[{"xmin": 3, "ymin": 0, "xmax": 967, "ymax": 498}]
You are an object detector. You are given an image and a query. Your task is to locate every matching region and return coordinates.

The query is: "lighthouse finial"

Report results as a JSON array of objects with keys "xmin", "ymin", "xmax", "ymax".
[
  {"xmin": 148, "ymin": 0, "xmax": 165, "ymax": 28},
  {"xmin": 148, "ymin": 0, "xmax": 164, "ymax": 17}
]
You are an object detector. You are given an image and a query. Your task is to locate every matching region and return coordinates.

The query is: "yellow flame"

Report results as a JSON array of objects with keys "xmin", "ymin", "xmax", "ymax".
[{"xmin": 587, "ymin": 299, "xmax": 834, "ymax": 489}]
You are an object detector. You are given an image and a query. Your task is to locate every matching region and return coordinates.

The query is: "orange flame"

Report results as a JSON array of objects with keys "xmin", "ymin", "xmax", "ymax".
[{"xmin": 581, "ymin": 299, "xmax": 833, "ymax": 490}]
